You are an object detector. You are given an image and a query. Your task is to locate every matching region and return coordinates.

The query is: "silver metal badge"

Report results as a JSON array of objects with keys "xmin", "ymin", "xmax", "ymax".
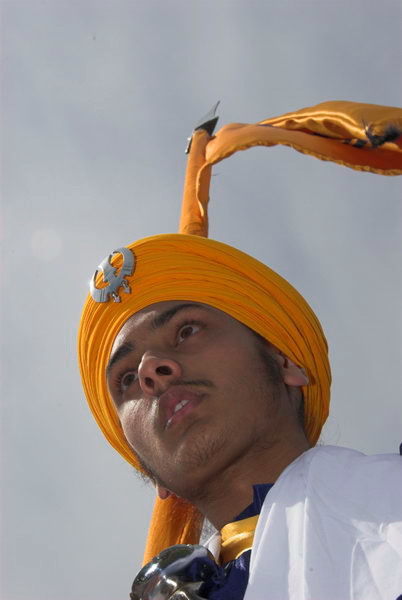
[{"xmin": 90, "ymin": 247, "xmax": 135, "ymax": 303}]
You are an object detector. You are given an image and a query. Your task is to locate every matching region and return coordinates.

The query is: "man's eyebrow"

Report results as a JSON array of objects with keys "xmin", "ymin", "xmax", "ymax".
[
  {"xmin": 152, "ymin": 303, "xmax": 209, "ymax": 330},
  {"xmin": 106, "ymin": 303, "xmax": 209, "ymax": 377},
  {"xmin": 106, "ymin": 342, "xmax": 134, "ymax": 377}
]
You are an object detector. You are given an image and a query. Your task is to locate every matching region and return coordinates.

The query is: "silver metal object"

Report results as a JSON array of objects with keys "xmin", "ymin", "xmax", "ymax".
[
  {"xmin": 130, "ymin": 544, "xmax": 224, "ymax": 600},
  {"xmin": 185, "ymin": 101, "xmax": 220, "ymax": 154},
  {"xmin": 90, "ymin": 247, "xmax": 135, "ymax": 303}
]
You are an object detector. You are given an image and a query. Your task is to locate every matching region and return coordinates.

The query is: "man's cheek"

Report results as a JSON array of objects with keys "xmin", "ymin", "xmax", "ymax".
[
  {"xmin": 120, "ymin": 404, "xmax": 141, "ymax": 445},
  {"xmin": 126, "ymin": 406, "xmax": 157, "ymax": 454}
]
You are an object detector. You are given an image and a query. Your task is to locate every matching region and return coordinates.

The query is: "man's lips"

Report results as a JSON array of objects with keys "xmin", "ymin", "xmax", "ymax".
[{"xmin": 159, "ymin": 386, "xmax": 204, "ymax": 430}]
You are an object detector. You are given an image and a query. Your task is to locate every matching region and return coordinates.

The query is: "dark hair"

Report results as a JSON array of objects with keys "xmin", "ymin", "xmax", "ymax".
[{"xmin": 250, "ymin": 329, "xmax": 305, "ymax": 430}]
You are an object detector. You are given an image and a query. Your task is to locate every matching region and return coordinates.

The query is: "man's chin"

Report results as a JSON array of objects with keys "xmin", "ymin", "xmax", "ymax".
[{"xmin": 155, "ymin": 433, "xmax": 229, "ymax": 498}]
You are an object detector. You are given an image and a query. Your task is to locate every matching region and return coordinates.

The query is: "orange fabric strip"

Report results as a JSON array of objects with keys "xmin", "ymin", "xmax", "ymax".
[
  {"xmin": 205, "ymin": 122, "xmax": 402, "ymax": 174},
  {"xmin": 258, "ymin": 100, "xmax": 402, "ymax": 146},
  {"xmin": 179, "ymin": 128, "xmax": 212, "ymax": 237},
  {"xmin": 179, "ymin": 101, "xmax": 402, "ymax": 237}
]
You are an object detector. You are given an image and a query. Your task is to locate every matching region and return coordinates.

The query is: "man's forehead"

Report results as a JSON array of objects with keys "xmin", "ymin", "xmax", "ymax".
[{"xmin": 134, "ymin": 299, "xmax": 208, "ymax": 319}]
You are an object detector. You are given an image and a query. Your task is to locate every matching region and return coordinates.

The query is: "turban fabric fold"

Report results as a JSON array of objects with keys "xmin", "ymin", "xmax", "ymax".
[{"xmin": 78, "ymin": 100, "xmax": 402, "ymax": 565}]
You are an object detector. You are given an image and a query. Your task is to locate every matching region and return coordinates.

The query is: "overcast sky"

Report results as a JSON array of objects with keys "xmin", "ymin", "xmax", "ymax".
[{"xmin": 1, "ymin": 1, "xmax": 402, "ymax": 599}]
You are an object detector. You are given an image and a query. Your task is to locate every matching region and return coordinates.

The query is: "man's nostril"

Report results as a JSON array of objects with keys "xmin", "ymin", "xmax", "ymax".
[
  {"xmin": 144, "ymin": 377, "xmax": 154, "ymax": 388},
  {"xmin": 156, "ymin": 365, "xmax": 172, "ymax": 375}
]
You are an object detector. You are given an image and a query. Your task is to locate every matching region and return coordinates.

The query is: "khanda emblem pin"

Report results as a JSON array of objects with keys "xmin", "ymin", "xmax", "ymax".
[{"xmin": 90, "ymin": 247, "xmax": 135, "ymax": 303}]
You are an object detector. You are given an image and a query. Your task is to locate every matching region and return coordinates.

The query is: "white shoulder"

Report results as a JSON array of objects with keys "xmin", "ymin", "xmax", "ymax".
[
  {"xmin": 245, "ymin": 446, "xmax": 402, "ymax": 600},
  {"xmin": 303, "ymin": 445, "xmax": 402, "ymax": 517}
]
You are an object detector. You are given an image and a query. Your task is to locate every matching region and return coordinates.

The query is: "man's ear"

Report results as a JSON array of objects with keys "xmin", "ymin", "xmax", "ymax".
[
  {"xmin": 275, "ymin": 352, "xmax": 309, "ymax": 387},
  {"xmin": 156, "ymin": 483, "xmax": 172, "ymax": 500}
]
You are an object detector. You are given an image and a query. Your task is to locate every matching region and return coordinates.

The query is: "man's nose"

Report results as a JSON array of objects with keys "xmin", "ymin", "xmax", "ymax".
[{"xmin": 138, "ymin": 353, "xmax": 182, "ymax": 395}]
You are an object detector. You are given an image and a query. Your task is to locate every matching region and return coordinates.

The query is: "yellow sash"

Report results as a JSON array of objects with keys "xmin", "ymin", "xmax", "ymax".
[{"xmin": 220, "ymin": 515, "xmax": 259, "ymax": 563}]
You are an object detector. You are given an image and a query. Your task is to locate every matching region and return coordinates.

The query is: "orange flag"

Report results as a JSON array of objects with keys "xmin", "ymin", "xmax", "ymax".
[{"xmin": 180, "ymin": 100, "xmax": 402, "ymax": 237}]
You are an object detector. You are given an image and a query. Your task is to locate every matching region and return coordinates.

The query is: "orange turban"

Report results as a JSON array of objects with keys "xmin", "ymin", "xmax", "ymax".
[{"xmin": 78, "ymin": 100, "xmax": 402, "ymax": 564}]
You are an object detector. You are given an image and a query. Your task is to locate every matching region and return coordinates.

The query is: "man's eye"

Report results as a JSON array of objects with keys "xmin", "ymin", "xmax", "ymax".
[
  {"xmin": 120, "ymin": 372, "xmax": 137, "ymax": 391},
  {"xmin": 177, "ymin": 323, "xmax": 200, "ymax": 343}
]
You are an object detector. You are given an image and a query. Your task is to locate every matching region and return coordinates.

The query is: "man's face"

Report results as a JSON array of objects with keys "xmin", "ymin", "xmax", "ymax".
[{"xmin": 106, "ymin": 301, "xmax": 284, "ymax": 497}]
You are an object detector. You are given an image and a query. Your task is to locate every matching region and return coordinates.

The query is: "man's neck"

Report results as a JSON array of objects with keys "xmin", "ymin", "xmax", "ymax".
[{"xmin": 190, "ymin": 434, "xmax": 311, "ymax": 530}]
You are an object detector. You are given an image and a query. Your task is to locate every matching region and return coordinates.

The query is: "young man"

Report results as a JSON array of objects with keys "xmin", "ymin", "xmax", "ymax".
[{"xmin": 78, "ymin": 101, "xmax": 402, "ymax": 599}]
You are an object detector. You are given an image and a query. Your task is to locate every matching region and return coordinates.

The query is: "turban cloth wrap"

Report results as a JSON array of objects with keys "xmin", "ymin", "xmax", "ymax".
[{"xmin": 78, "ymin": 100, "xmax": 402, "ymax": 565}]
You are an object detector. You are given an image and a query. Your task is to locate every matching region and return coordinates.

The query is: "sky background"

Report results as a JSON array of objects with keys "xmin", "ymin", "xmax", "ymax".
[{"xmin": 1, "ymin": 1, "xmax": 402, "ymax": 599}]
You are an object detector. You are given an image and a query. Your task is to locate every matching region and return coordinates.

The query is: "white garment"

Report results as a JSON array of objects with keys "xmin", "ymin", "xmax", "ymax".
[{"xmin": 244, "ymin": 445, "xmax": 402, "ymax": 600}]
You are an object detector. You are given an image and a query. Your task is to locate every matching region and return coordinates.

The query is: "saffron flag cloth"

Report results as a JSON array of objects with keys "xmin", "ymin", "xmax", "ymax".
[
  {"xmin": 244, "ymin": 446, "xmax": 402, "ymax": 600},
  {"xmin": 180, "ymin": 100, "xmax": 402, "ymax": 237},
  {"xmin": 77, "ymin": 100, "xmax": 402, "ymax": 565}
]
